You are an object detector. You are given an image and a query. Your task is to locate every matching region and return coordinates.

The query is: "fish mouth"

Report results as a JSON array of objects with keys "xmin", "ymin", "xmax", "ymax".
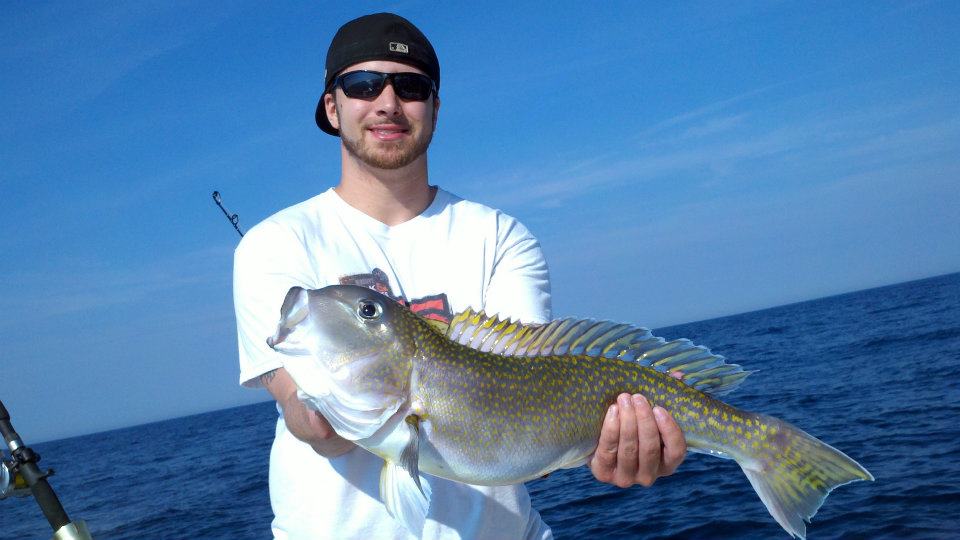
[
  {"xmin": 266, "ymin": 327, "xmax": 289, "ymax": 349},
  {"xmin": 267, "ymin": 286, "xmax": 313, "ymax": 351},
  {"xmin": 267, "ymin": 323, "xmax": 316, "ymax": 356}
]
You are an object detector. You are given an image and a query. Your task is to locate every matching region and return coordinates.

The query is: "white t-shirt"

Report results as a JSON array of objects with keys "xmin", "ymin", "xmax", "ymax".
[{"xmin": 234, "ymin": 187, "xmax": 553, "ymax": 539}]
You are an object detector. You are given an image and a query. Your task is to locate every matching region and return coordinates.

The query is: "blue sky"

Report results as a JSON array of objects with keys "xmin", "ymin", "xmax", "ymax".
[{"xmin": 1, "ymin": 1, "xmax": 957, "ymax": 442}]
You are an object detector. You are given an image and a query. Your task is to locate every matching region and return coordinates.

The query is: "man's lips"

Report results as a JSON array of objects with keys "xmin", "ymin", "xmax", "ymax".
[{"xmin": 368, "ymin": 124, "xmax": 409, "ymax": 141}]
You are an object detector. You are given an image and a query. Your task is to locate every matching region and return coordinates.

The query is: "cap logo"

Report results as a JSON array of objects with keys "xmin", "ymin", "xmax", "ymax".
[{"xmin": 389, "ymin": 42, "xmax": 409, "ymax": 54}]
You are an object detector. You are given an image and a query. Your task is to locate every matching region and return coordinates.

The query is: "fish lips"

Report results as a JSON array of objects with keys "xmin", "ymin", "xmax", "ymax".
[
  {"xmin": 267, "ymin": 285, "xmax": 315, "ymax": 354},
  {"xmin": 266, "ymin": 327, "xmax": 289, "ymax": 348},
  {"xmin": 266, "ymin": 326, "xmax": 314, "ymax": 356}
]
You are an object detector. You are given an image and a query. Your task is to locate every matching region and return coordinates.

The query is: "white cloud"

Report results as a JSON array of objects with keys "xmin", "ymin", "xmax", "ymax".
[
  {"xmin": 0, "ymin": 245, "xmax": 234, "ymax": 325},
  {"xmin": 1, "ymin": 2, "xmax": 242, "ymax": 133},
  {"xmin": 543, "ymin": 153, "xmax": 960, "ymax": 326},
  {"xmin": 458, "ymin": 83, "xmax": 959, "ymax": 214}
]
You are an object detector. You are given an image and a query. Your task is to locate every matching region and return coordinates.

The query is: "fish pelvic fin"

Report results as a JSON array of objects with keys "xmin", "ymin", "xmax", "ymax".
[
  {"xmin": 739, "ymin": 416, "xmax": 874, "ymax": 539},
  {"xmin": 379, "ymin": 414, "xmax": 431, "ymax": 535},
  {"xmin": 447, "ymin": 309, "xmax": 752, "ymax": 396}
]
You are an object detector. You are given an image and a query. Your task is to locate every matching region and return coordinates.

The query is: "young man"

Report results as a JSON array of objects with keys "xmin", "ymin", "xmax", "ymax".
[{"xmin": 234, "ymin": 13, "xmax": 686, "ymax": 539}]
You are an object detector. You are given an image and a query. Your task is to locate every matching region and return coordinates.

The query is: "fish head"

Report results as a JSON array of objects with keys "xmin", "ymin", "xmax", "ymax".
[{"xmin": 267, "ymin": 284, "xmax": 416, "ymax": 399}]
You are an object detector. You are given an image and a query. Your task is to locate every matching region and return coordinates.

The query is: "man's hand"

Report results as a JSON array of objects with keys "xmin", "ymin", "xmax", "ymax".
[
  {"xmin": 589, "ymin": 393, "xmax": 686, "ymax": 488},
  {"xmin": 262, "ymin": 368, "xmax": 354, "ymax": 457}
]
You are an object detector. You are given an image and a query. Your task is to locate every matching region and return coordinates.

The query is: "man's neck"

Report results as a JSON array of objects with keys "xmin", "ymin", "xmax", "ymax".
[{"xmin": 335, "ymin": 150, "xmax": 435, "ymax": 226}]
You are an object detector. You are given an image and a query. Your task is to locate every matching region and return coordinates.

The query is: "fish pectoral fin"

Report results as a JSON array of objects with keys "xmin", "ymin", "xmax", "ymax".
[
  {"xmin": 379, "ymin": 415, "xmax": 431, "ymax": 535},
  {"xmin": 400, "ymin": 415, "xmax": 426, "ymax": 496}
]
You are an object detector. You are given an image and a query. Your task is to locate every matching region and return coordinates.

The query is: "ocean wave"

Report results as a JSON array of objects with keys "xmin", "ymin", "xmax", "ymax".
[{"xmin": 859, "ymin": 327, "xmax": 960, "ymax": 350}]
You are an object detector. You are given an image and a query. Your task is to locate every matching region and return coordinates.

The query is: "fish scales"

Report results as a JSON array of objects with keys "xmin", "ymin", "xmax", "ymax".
[
  {"xmin": 418, "ymin": 347, "xmax": 609, "ymax": 475},
  {"xmin": 269, "ymin": 285, "xmax": 873, "ymax": 539},
  {"xmin": 418, "ymin": 330, "xmax": 763, "ymax": 480}
]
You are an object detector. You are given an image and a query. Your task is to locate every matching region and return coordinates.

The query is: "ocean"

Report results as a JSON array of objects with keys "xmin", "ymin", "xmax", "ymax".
[{"xmin": 3, "ymin": 273, "xmax": 959, "ymax": 539}]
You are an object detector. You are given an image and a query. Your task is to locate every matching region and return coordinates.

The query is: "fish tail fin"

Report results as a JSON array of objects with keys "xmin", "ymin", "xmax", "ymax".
[{"xmin": 739, "ymin": 416, "xmax": 873, "ymax": 539}]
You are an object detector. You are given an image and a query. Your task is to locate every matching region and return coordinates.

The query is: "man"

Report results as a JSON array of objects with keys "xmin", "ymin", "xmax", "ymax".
[{"xmin": 234, "ymin": 13, "xmax": 686, "ymax": 539}]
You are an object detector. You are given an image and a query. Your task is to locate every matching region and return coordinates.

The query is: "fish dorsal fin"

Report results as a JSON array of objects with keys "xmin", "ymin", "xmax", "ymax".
[
  {"xmin": 425, "ymin": 318, "xmax": 451, "ymax": 335},
  {"xmin": 447, "ymin": 309, "xmax": 752, "ymax": 396}
]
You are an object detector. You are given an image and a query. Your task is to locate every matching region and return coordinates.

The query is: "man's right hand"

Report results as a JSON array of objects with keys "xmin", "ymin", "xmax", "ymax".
[{"xmin": 262, "ymin": 368, "xmax": 355, "ymax": 457}]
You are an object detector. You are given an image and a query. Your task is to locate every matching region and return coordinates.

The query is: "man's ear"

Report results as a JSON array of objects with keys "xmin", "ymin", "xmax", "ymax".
[
  {"xmin": 432, "ymin": 95, "xmax": 441, "ymax": 130},
  {"xmin": 324, "ymin": 93, "xmax": 340, "ymax": 130}
]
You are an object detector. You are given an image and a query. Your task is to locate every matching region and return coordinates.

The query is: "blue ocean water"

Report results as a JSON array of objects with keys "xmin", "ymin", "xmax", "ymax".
[{"xmin": 3, "ymin": 273, "xmax": 959, "ymax": 539}]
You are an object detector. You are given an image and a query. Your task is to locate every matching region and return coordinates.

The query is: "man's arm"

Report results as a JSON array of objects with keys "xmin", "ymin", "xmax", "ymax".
[
  {"xmin": 233, "ymin": 221, "xmax": 354, "ymax": 457},
  {"xmin": 260, "ymin": 367, "xmax": 354, "ymax": 457}
]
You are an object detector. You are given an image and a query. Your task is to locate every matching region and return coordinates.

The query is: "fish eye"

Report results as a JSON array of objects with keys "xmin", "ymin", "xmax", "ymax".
[{"xmin": 357, "ymin": 299, "xmax": 382, "ymax": 320}]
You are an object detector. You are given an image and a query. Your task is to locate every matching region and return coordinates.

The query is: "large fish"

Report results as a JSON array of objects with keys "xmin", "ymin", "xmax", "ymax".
[{"xmin": 267, "ymin": 285, "xmax": 873, "ymax": 539}]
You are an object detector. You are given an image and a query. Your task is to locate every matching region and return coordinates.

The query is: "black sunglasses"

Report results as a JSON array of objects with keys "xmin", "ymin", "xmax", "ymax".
[{"xmin": 331, "ymin": 70, "xmax": 436, "ymax": 101}]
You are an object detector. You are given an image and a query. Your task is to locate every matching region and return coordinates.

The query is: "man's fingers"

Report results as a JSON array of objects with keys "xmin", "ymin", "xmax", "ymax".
[
  {"xmin": 590, "ymin": 394, "xmax": 687, "ymax": 489},
  {"xmin": 653, "ymin": 406, "xmax": 686, "ymax": 475},
  {"xmin": 631, "ymin": 394, "xmax": 661, "ymax": 487},
  {"xmin": 608, "ymin": 394, "xmax": 638, "ymax": 487},
  {"xmin": 589, "ymin": 401, "xmax": 621, "ymax": 482}
]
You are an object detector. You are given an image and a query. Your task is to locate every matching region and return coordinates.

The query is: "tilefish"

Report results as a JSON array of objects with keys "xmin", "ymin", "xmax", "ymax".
[{"xmin": 268, "ymin": 285, "xmax": 873, "ymax": 538}]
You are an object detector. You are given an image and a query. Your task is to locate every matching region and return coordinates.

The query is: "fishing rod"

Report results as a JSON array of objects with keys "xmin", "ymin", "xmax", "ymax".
[
  {"xmin": 212, "ymin": 190, "xmax": 245, "ymax": 237},
  {"xmin": 0, "ymin": 400, "xmax": 93, "ymax": 539},
  {"xmin": 1, "ymin": 192, "xmax": 246, "ymax": 539}
]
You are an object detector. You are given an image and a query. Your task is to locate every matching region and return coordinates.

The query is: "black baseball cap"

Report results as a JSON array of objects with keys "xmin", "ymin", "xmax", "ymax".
[{"xmin": 315, "ymin": 13, "xmax": 440, "ymax": 136}]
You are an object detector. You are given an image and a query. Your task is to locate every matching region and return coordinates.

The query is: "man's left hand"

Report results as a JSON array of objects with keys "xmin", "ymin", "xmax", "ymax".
[{"xmin": 589, "ymin": 393, "xmax": 686, "ymax": 488}]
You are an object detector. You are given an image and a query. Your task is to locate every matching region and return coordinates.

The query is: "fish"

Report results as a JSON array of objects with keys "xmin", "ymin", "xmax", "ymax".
[{"xmin": 267, "ymin": 284, "xmax": 873, "ymax": 539}]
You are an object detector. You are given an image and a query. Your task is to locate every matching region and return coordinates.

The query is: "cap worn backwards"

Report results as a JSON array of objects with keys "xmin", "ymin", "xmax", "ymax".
[{"xmin": 315, "ymin": 13, "xmax": 440, "ymax": 136}]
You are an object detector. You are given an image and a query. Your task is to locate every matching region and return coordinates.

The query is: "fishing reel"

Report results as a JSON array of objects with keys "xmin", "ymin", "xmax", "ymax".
[
  {"xmin": 0, "ymin": 399, "xmax": 93, "ymax": 539},
  {"xmin": 1, "ymin": 453, "xmax": 32, "ymax": 499}
]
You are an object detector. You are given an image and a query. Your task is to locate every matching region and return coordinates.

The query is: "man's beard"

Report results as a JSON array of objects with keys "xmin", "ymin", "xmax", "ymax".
[{"xmin": 340, "ymin": 116, "xmax": 434, "ymax": 170}]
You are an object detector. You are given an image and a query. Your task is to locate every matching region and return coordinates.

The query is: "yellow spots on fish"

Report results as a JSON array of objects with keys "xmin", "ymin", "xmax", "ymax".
[{"xmin": 400, "ymin": 311, "xmax": 789, "ymax": 479}]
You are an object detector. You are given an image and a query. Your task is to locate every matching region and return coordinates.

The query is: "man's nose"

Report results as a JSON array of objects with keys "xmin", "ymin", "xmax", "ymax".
[{"xmin": 373, "ymin": 81, "xmax": 402, "ymax": 116}]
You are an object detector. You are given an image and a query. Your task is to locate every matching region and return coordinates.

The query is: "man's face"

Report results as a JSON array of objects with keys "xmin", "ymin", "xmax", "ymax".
[{"xmin": 323, "ymin": 60, "xmax": 440, "ymax": 170}]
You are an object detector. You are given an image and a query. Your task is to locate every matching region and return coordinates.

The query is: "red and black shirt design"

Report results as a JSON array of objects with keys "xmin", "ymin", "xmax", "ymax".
[{"xmin": 339, "ymin": 268, "xmax": 452, "ymax": 325}]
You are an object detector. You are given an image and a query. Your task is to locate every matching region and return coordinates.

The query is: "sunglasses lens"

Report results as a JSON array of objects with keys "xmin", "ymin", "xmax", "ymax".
[
  {"xmin": 337, "ymin": 71, "xmax": 434, "ymax": 101},
  {"xmin": 340, "ymin": 72, "xmax": 386, "ymax": 99},
  {"xmin": 392, "ymin": 74, "xmax": 434, "ymax": 100}
]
